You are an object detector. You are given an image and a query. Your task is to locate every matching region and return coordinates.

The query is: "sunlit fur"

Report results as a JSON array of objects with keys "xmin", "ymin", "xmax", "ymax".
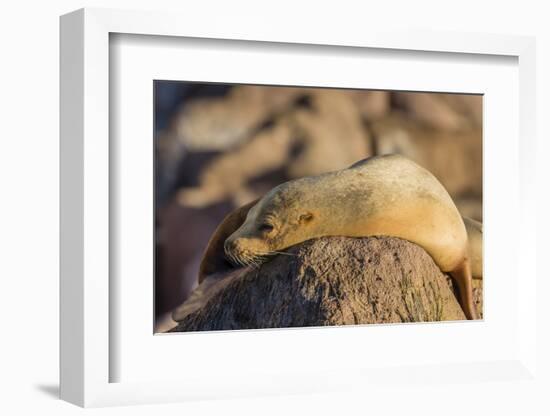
[{"xmin": 223, "ymin": 154, "xmax": 471, "ymax": 274}]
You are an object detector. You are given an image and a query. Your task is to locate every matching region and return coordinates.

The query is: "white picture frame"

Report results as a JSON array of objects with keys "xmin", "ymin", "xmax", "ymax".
[{"xmin": 60, "ymin": 7, "xmax": 538, "ymax": 408}]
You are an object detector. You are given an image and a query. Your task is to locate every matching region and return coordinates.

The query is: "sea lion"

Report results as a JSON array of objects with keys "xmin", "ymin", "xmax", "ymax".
[
  {"xmin": 174, "ymin": 154, "xmax": 481, "ymax": 321},
  {"xmin": 464, "ymin": 216, "xmax": 483, "ymax": 279}
]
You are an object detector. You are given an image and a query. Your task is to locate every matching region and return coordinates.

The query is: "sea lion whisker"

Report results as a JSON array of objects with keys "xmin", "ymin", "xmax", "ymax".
[
  {"xmin": 252, "ymin": 256, "xmax": 263, "ymax": 266},
  {"xmin": 252, "ymin": 254, "xmax": 268, "ymax": 264},
  {"xmin": 229, "ymin": 251, "xmax": 244, "ymax": 267},
  {"xmin": 243, "ymin": 254, "xmax": 264, "ymax": 269},
  {"xmin": 256, "ymin": 250, "xmax": 296, "ymax": 257},
  {"xmin": 242, "ymin": 252, "xmax": 256, "ymax": 267},
  {"xmin": 225, "ymin": 247, "xmax": 236, "ymax": 265},
  {"xmin": 269, "ymin": 251, "xmax": 296, "ymax": 257},
  {"xmin": 237, "ymin": 255, "xmax": 247, "ymax": 267}
]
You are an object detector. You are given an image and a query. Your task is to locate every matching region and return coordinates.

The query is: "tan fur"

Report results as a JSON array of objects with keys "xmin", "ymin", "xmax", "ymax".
[
  {"xmin": 228, "ymin": 155, "xmax": 468, "ymax": 272},
  {"xmin": 175, "ymin": 155, "xmax": 481, "ymax": 322}
]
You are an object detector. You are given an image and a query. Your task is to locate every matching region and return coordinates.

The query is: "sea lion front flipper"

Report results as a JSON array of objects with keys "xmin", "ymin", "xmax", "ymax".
[
  {"xmin": 197, "ymin": 198, "xmax": 259, "ymax": 283},
  {"xmin": 172, "ymin": 269, "xmax": 246, "ymax": 322},
  {"xmin": 172, "ymin": 274, "xmax": 221, "ymax": 322},
  {"xmin": 449, "ymin": 258, "xmax": 478, "ymax": 320}
]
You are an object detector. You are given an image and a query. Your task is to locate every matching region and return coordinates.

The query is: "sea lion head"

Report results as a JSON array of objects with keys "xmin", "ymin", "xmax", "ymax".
[{"xmin": 223, "ymin": 180, "xmax": 319, "ymax": 267}]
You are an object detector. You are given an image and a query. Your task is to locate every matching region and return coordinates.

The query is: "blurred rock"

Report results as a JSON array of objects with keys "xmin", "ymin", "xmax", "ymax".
[
  {"xmin": 371, "ymin": 113, "xmax": 482, "ymax": 198},
  {"xmin": 175, "ymin": 85, "xmax": 301, "ymax": 151},
  {"xmin": 455, "ymin": 197, "xmax": 483, "ymax": 222},
  {"xmin": 439, "ymin": 93, "xmax": 483, "ymax": 126},
  {"xmin": 350, "ymin": 90, "xmax": 391, "ymax": 121},
  {"xmin": 156, "ymin": 199, "xmax": 233, "ymax": 317},
  {"xmin": 177, "ymin": 119, "xmax": 294, "ymax": 208},
  {"xmin": 155, "ymin": 130, "xmax": 186, "ymax": 205},
  {"xmin": 287, "ymin": 89, "xmax": 372, "ymax": 177},
  {"xmin": 392, "ymin": 92, "xmax": 481, "ymax": 132}
]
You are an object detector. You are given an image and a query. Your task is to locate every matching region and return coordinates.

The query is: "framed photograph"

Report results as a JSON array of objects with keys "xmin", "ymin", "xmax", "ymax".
[
  {"xmin": 154, "ymin": 80, "xmax": 484, "ymax": 333},
  {"xmin": 60, "ymin": 8, "xmax": 538, "ymax": 407}
]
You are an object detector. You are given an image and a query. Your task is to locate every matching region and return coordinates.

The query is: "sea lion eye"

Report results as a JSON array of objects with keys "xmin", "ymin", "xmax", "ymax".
[
  {"xmin": 259, "ymin": 223, "xmax": 274, "ymax": 233},
  {"xmin": 299, "ymin": 213, "xmax": 314, "ymax": 224}
]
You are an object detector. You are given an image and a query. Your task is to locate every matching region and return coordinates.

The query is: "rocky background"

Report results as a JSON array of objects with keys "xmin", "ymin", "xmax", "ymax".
[{"xmin": 154, "ymin": 82, "xmax": 482, "ymax": 332}]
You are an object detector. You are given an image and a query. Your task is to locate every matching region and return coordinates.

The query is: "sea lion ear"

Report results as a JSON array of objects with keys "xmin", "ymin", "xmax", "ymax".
[{"xmin": 299, "ymin": 212, "xmax": 314, "ymax": 224}]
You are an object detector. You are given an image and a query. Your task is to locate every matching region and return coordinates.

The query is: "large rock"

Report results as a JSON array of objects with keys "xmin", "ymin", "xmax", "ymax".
[{"xmin": 169, "ymin": 236, "xmax": 483, "ymax": 332}]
